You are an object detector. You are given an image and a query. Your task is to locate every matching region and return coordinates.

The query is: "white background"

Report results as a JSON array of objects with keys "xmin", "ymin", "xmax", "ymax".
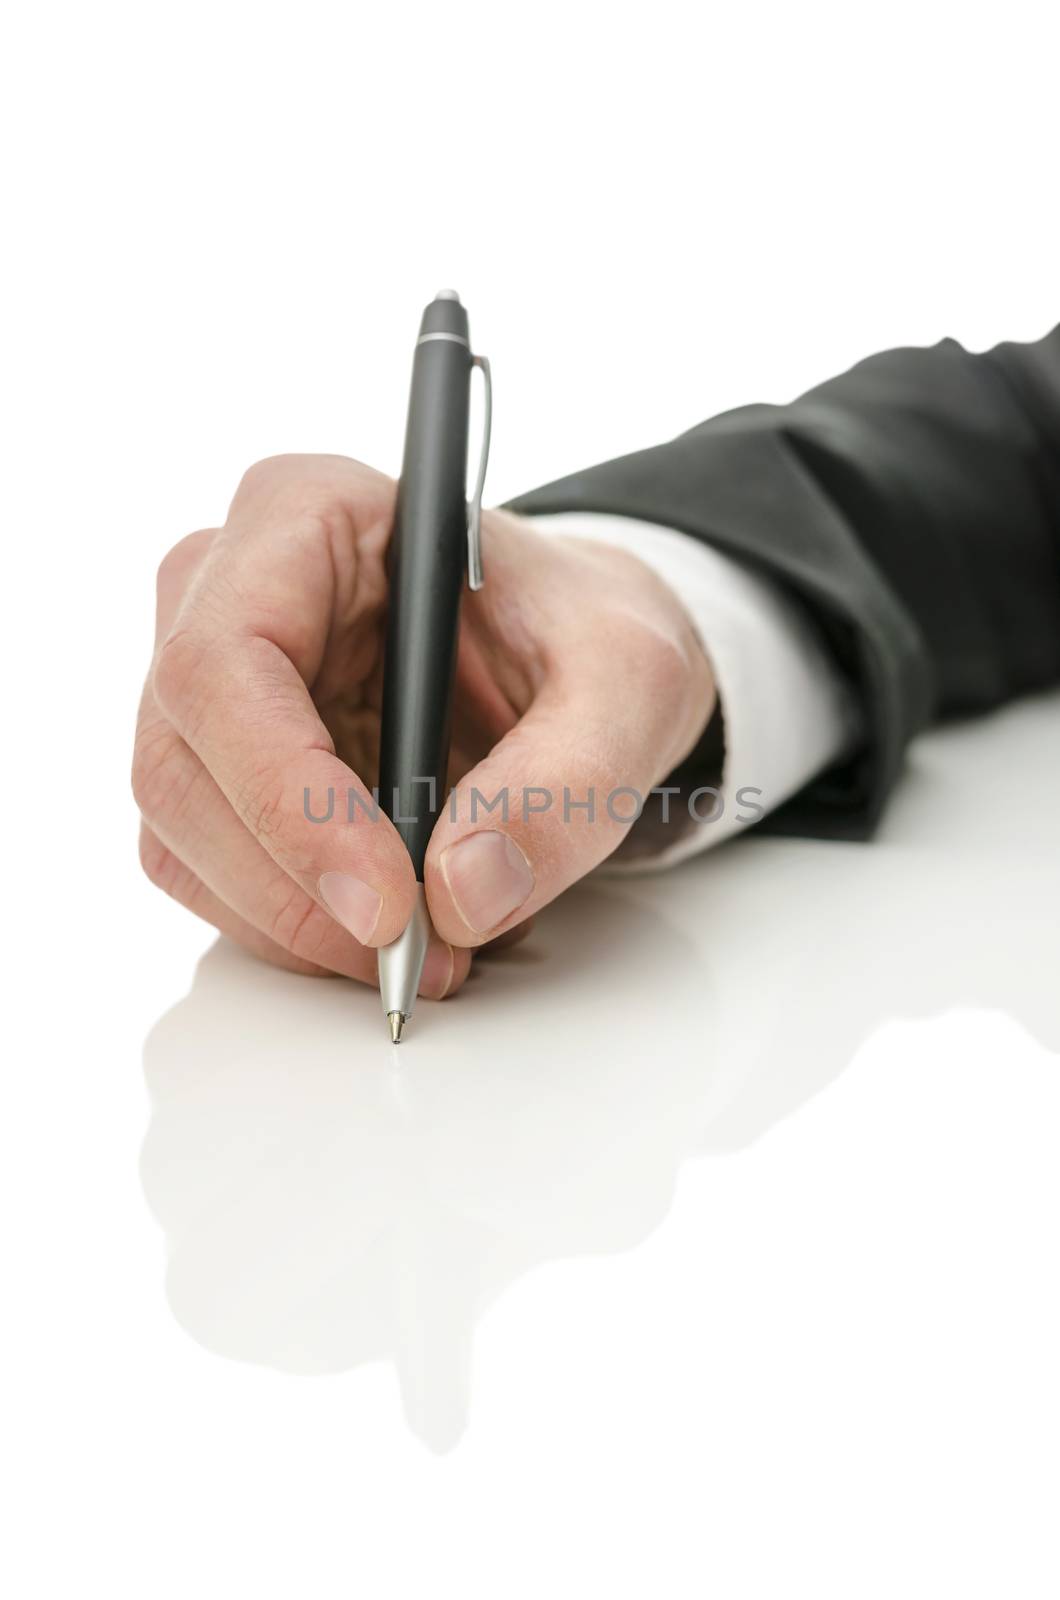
[{"xmin": 2, "ymin": 3, "xmax": 1058, "ymax": 1596}]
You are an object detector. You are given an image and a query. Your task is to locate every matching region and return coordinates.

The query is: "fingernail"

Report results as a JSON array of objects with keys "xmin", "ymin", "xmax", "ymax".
[
  {"xmin": 318, "ymin": 871, "xmax": 383, "ymax": 945},
  {"xmin": 440, "ymin": 831, "xmax": 534, "ymax": 936},
  {"xmin": 419, "ymin": 941, "xmax": 456, "ymax": 999}
]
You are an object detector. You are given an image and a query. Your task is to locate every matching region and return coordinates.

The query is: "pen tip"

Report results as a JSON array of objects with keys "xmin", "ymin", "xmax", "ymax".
[
  {"xmin": 387, "ymin": 1011, "xmax": 406, "ymax": 1045},
  {"xmin": 434, "ymin": 288, "xmax": 461, "ymax": 304}
]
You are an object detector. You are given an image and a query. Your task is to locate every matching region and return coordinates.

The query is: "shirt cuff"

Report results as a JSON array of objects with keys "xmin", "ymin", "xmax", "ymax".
[{"xmin": 527, "ymin": 512, "xmax": 860, "ymax": 869}]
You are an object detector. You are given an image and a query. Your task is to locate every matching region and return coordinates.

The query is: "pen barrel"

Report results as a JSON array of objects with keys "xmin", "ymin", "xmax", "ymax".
[{"xmin": 378, "ymin": 310, "xmax": 471, "ymax": 876}]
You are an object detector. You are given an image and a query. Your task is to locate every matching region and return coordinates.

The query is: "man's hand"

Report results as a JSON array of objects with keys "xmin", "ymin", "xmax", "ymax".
[{"xmin": 133, "ymin": 456, "xmax": 715, "ymax": 997}]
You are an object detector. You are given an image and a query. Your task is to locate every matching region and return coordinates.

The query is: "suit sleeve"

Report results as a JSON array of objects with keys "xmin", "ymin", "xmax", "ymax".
[{"xmin": 506, "ymin": 328, "xmax": 1060, "ymax": 840}]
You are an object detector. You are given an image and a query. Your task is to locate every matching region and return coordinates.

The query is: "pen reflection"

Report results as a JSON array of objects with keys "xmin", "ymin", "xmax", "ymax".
[
  {"xmin": 141, "ymin": 882, "xmax": 717, "ymax": 1453},
  {"xmin": 140, "ymin": 694, "xmax": 1060, "ymax": 1452}
]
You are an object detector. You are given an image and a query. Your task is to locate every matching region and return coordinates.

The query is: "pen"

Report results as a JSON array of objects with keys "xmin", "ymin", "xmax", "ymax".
[{"xmin": 376, "ymin": 290, "xmax": 492, "ymax": 1042}]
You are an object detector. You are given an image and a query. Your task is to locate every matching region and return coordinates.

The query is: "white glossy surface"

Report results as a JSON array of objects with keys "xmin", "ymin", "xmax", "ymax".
[
  {"xmin": 6, "ymin": 8, "xmax": 1058, "ymax": 1593},
  {"xmin": 7, "ymin": 695, "xmax": 1059, "ymax": 1597}
]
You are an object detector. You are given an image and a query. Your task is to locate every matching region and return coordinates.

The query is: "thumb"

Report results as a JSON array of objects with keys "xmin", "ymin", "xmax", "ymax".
[{"xmin": 425, "ymin": 638, "xmax": 710, "ymax": 946}]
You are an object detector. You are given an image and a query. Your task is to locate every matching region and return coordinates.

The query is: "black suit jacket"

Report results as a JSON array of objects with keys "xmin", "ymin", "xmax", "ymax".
[{"xmin": 508, "ymin": 328, "xmax": 1060, "ymax": 840}]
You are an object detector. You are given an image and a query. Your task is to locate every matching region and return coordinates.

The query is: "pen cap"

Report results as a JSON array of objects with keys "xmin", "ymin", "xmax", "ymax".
[{"xmin": 419, "ymin": 292, "xmax": 470, "ymax": 343}]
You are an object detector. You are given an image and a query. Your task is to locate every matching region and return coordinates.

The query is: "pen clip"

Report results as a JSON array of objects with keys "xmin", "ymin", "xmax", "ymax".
[{"xmin": 466, "ymin": 353, "xmax": 491, "ymax": 590}]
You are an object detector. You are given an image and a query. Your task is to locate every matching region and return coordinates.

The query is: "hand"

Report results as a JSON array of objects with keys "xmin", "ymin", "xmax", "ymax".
[{"xmin": 133, "ymin": 455, "xmax": 715, "ymax": 998}]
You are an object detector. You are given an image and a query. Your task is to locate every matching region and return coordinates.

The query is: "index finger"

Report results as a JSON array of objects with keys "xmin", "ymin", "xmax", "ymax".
[{"xmin": 151, "ymin": 455, "xmax": 415, "ymax": 946}]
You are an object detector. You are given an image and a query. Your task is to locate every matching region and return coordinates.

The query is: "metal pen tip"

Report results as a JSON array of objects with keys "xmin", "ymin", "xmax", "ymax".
[
  {"xmin": 434, "ymin": 288, "xmax": 461, "ymax": 303},
  {"xmin": 387, "ymin": 1010, "xmax": 406, "ymax": 1044}
]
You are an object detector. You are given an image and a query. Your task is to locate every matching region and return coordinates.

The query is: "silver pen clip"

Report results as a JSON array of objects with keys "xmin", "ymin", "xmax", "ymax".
[{"xmin": 466, "ymin": 353, "xmax": 491, "ymax": 590}]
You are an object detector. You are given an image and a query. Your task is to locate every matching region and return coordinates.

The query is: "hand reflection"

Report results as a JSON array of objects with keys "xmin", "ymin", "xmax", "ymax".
[
  {"xmin": 141, "ymin": 697, "xmax": 1060, "ymax": 1451},
  {"xmin": 141, "ymin": 881, "xmax": 724, "ymax": 1451}
]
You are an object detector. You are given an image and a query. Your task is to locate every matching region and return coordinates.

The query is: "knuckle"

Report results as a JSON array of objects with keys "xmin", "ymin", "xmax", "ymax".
[
  {"xmin": 230, "ymin": 756, "xmax": 318, "ymax": 874},
  {"xmin": 233, "ymin": 455, "xmax": 291, "ymax": 503},
  {"xmin": 155, "ymin": 529, "xmax": 214, "ymax": 597},
  {"xmin": 230, "ymin": 455, "xmax": 329, "ymax": 523},
  {"xmin": 137, "ymin": 825, "xmax": 169, "ymax": 887},
  {"xmin": 130, "ymin": 744, "xmax": 153, "ymax": 817},
  {"xmin": 131, "ymin": 719, "xmax": 186, "ymax": 821},
  {"xmin": 266, "ymin": 878, "xmax": 333, "ymax": 961},
  {"xmin": 228, "ymin": 454, "xmax": 394, "ymax": 550},
  {"xmin": 138, "ymin": 829, "xmax": 214, "ymax": 923},
  {"xmin": 152, "ymin": 627, "xmax": 205, "ymax": 729},
  {"xmin": 138, "ymin": 827, "xmax": 185, "ymax": 899},
  {"xmin": 234, "ymin": 765, "xmax": 289, "ymax": 849}
]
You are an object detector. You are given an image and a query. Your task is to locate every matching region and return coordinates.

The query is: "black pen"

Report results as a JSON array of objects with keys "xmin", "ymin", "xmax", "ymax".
[{"xmin": 377, "ymin": 291, "xmax": 491, "ymax": 1042}]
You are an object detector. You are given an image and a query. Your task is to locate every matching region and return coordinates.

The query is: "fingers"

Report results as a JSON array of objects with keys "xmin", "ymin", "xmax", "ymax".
[
  {"xmin": 148, "ymin": 457, "xmax": 415, "ymax": 947},
  {"xmin": 134, "ymin": 695, "xmax": 469, "ymax": 996},
  {"xmin": 139, "ymin": 821, "xmax": 337, "ymax": 978},
  {"xmin": 140, "ymin": 471, "xmax": 712, "ymax": 994},
  {"xmin": 426, "ymin": 613, "xmax": 713, "ymax": 947},
  {"xmin": 139, "ymin": 810, "xmax": 469, "ymax": 998}
]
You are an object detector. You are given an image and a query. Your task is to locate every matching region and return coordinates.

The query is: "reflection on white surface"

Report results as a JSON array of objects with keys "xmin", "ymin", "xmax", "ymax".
[{"xmin": 141, "ymin": 693, "xmax": 1060, "ymax": 1451}]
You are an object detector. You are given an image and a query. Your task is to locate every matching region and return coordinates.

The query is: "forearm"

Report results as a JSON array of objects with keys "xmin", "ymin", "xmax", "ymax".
[{"xmin": 510, "ymin": 327, "xmax": 1060, "ymax": 839}]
